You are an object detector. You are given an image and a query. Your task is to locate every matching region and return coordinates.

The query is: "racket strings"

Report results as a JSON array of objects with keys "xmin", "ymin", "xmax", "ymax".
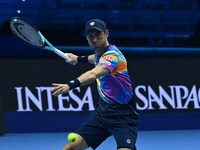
[{"xmin": 10, "ymin": 19, "xmax": 43, "ymax": 47}]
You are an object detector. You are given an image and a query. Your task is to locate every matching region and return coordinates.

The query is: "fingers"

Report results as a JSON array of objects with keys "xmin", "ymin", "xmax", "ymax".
[
  {"xmin": 65, "ymin": 53, "xmax": 72, "ymax": 56},
  {"xmin": 51, "ymin": 88, "xmax": 62, "ymax": 96},
  {"xmin": 64, "ymin": 53, "xmax": 78, "ymax": 65},
  {"xmin": 52, "ymin": 83, "xmax": 60, "ymax": 86},
  {"xmin": 65, "ymin": 53, "xmax": 75, "ymax": 60},
  {"xmin": 65, "ymin": 59, "xmax": 75, "ymax": 64},
  {"xmin": 51, "ymin": 83, "xmax": 62, "ymax": 92},
  {"xmin": 51, "ymin": 84, "xmax": 62, "ymax": 96},
  {"xmin": 51, "ymin": 83, "xmax": 69, "ymax": 96},
  {"xmin": 66, "ymin": 61, "xmax": 77, "ymax": 66}
]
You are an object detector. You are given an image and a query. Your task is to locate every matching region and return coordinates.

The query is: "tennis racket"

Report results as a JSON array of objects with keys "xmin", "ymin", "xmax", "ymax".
[{"xmin": 10, "ymin": 17, "xmax": 69, "ymax": 60}]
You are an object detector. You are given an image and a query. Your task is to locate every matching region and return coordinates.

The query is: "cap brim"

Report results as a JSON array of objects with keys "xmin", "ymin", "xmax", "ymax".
[{"xmin": 86, "ymin": 27, "xmax": 104, "ymax": 33}]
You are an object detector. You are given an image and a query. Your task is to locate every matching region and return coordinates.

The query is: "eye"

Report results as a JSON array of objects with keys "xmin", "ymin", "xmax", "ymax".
[
  {"xmin": 89, "ymin": 34, "xmax": 94, "ymax": 39},
  {"xmin": 86, "ymin": 34, "xmax": 92, "ymax": 38},
  {"xmin": 96, "ymin": 32, "xmax": 102, "ymax": 37}
]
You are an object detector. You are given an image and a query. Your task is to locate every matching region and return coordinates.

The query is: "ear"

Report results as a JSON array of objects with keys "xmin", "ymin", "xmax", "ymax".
[{"xmin": 105, "ymin": 30, "xmax": 109, "ymax": 38}]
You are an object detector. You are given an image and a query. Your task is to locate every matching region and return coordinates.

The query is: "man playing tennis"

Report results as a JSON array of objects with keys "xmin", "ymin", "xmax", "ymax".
[{"xmin": 51, "ymin": 19, "xmax": 138, "ymax": 150}]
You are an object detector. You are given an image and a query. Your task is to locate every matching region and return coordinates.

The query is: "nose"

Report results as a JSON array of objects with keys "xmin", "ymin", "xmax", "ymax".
[{"xmin": 92, "ymin": 37, "xmax": 98, "ymax": 43}]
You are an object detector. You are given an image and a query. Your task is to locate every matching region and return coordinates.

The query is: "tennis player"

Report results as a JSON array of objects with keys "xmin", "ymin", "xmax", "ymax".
[{"xmin": 51, "ymin": 19, "xmax": 138, "ymax": 150}]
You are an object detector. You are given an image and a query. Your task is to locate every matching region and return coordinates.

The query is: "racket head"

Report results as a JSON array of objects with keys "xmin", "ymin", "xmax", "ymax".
[{"xmin": 10, "ymin": 17, "xmax": 44, "ymax": 47}]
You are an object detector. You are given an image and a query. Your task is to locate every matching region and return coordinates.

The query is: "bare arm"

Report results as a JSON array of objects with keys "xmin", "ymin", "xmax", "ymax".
[
  {"xmin": 51, "ymin": 65, "xmax": 109, "ymax": 96},
  {"xmin": 77, "ymin": 64, "xmax": 108, "ymax": 86}
]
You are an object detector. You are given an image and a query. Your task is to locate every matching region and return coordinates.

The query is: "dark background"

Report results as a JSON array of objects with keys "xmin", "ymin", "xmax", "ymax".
[
  {"xmin": 1, "ymin": 0, "xmax": 200, "ymax": 133},
  {"xmin": 1, "ymin": 0, "xmax": 200, "ymax": 50}
]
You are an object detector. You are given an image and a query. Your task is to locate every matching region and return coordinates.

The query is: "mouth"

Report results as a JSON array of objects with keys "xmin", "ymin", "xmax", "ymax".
[{"xmin": 91, "ymin": 43, "xmax": 98, "ymax": 47}]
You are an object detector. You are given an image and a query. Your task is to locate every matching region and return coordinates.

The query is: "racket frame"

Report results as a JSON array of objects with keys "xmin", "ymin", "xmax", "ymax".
[{"xmin": 10, "ymin": 17, "xmax": 69, "ymax": 60}]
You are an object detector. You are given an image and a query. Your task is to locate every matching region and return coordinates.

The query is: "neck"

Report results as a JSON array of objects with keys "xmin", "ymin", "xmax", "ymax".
[{"xmin": 96, "ymin": 42, "xmax": 110, "ymax": 56}]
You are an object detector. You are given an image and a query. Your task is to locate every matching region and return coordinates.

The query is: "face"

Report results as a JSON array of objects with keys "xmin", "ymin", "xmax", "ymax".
[{"xmin": 86, "ymin": 29, "xmax": 109, "ymax": 51}]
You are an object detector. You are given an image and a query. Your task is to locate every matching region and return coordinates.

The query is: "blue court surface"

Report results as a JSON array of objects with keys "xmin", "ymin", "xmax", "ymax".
[{"xmin": 0, "ymin": 130, "xmax": 199, "ymax": 150}]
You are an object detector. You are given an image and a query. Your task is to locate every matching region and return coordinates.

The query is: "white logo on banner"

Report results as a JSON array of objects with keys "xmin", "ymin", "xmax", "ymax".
[
  {"xmin": 15, "ymin": 86, "xmax": 95, "ymax": 112},
  {"xmin": 14, "ymin": 85, "xmax": 200, "ymax": 112},
  {"xmin": 135, "ymin": 85, "xmax": 200, "ymax": 110}
]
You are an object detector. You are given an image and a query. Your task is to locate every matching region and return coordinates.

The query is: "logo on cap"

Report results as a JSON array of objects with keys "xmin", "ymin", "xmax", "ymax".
[
  {"xmin": 90, "ymin": 22, "xmax": 95, "ymax": 26},
  {"xmin": 127, "ymin": 139, "xmax": 131, "ymax": 144}
]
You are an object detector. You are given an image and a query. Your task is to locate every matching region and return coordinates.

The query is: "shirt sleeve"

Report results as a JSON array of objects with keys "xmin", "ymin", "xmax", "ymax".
[{"xmin": 98, "ymin": 52, "xmax": 119, "ymax": 73}]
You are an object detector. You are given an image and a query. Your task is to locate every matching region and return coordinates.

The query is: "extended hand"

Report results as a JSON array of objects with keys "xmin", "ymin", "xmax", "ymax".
[
  {"xmin": 51, "ymin": 83, "xmax": 70, "ymax": 96},
  {"xmin": 65, "ymin": 53, "xmax": 78, "ymax": 65}
]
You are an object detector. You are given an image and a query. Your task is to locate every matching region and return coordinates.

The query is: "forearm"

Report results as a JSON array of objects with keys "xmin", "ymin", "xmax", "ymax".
[
  {"xmin": 51, "ymin": 71, "xmax": 95, "ymax": 96},
  {"xmin": 51, "ymin": 65, "xmax": 109, "ymax": 96},
  {"xmin": 77, "ymin": 65, "xmax": 109, "ymax": 86},
  {"xmin": 77, "ymin": 70, "xmax": 97, "ymax": 86}
]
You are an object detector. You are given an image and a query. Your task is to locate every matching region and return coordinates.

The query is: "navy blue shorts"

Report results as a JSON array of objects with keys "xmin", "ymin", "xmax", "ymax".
[{"xmin": 76, "ymin": 111, "xmax": 138, "ymax": 149}]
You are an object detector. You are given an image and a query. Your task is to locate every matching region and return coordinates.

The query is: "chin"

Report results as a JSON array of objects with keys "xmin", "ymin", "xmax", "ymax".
[
  {"xmin": 90, "ymin": 44, "xmax": 100, "ymax": 50},
  {"xmin": 91, "ymin": 45, "xmax": 98, "ymax": 49}
]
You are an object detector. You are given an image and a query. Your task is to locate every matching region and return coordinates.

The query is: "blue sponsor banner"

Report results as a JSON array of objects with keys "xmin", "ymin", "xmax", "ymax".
[
  {"xmin": 4, "ymin": 111, "xmax": 90, "ymax": 133},
  {"xmin": 4, "ymin": 111, "xmax": 200, "ymax": 133},
  {"xmin": 1, "ymin": 49, "xmax": 200, "ymax": 132}
]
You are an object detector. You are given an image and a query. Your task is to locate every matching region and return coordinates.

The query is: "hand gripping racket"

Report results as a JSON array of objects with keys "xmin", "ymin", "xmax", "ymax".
[{"xmin": 10, "ymin": 17, "xmax": 69, "ymax": 60}]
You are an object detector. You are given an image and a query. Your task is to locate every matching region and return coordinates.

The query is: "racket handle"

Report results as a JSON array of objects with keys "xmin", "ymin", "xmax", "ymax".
[
  {"xmin": 55, "ymin": 48, "xmax": 76, "ymax": 65},
  {"xmin": 54, "ymin": 48, "xmax": 69, "ymax": 60}
]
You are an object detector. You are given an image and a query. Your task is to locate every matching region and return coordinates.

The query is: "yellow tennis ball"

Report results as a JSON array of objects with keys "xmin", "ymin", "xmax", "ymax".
[{"xmin": 68, "ymin": 133, "xmax": 77, "ymax": 142}]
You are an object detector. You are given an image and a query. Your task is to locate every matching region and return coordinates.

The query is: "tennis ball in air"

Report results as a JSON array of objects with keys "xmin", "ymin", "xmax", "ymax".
[{"xmin": 68, "ymin": 133, "xmax": 77, "ymax": 142}]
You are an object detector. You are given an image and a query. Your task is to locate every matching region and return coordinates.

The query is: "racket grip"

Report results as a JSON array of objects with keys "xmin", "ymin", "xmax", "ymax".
[
  {"xmin": 54, "ymin": 48, "xmax": 69, "ymax": 60},
  {"xmin": 55, "ymin": 48, "xmax": 76, "ymax": 65}
]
